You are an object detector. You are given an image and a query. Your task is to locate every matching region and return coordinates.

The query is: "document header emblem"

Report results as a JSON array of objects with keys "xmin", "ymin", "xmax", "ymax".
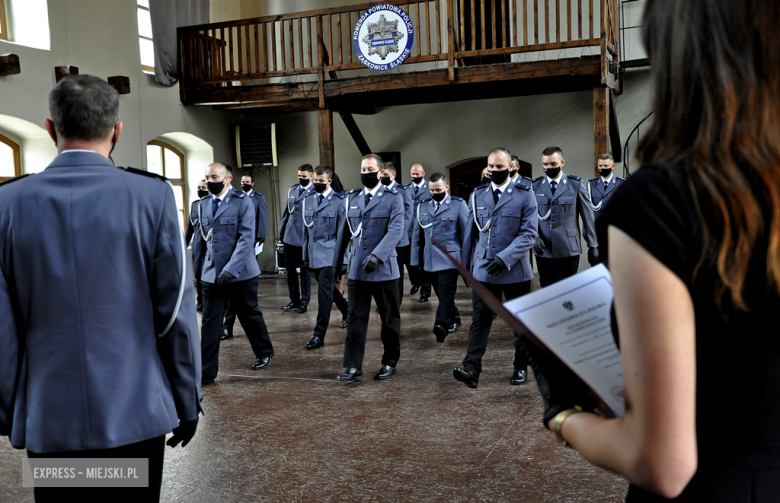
[{"xmin": 353, "ymin": 4, "xmax": 415, "ymax": 71}]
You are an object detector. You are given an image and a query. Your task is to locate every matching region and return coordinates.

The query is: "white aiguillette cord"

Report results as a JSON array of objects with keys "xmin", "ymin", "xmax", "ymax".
[
  {"xmin": 160, "ymin": 180, "xmax": 187, "ymax": 337},
  {"xmin": 345, "ymin": 193, "xmax": 363, "ymax": 245}
]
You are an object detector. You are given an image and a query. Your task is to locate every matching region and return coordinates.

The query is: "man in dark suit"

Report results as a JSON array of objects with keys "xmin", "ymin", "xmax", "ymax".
[
  {"xmin": 221, "ymin": 170, "xmax": 267, "ymax": 340},
  {"xmin": 454, "ymin": 148, "xmax": 539, "ymax": 389},
  {"xmin": 333, "ymin": 154, "xmax": 404, "ymax": 382},
  {"xmin": 0, "ymin": 75, "xmax": 201, "ymax": 502},
  {"xmin": 199, "ymin": 163, "xmax": 275, "ymax": 383},
  {"xmin": 279, "ymin": 164, "xmax": 314, "ymax": 312},
  {"xmin": 186, "ymin": 179, "xmax": 209, "ymax": 311},
  {"xmin": 407, "ymin": 163, "xmax": 432, "ymax": 302}
]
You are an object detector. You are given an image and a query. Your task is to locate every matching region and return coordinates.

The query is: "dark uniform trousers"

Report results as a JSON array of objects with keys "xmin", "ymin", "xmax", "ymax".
[
  {"xmin": 396, "ymin": 244, "xmax": 411, "ymax": 303},
  {"xmin": 284, "ymin": 244, "xmax": 311, "ymax": 306},
  {"xmin": 313, "ymin": 266, "xmax": 349, "ymax": 340},
  {"xmin": 430, "ymin": 269, "xmax": 461, "ymax": 327},
  {"xmin": 202, "ymin": 276, "xmax": 273, "ymax": 379},
  {"xmin": 344, "ymin": 278, "xmax": 401, "ymax": 369},
  {"xmin": 535, "ymin": 255, "xmax": 580, "ymax": 288},
  {"xmin": 463, "ymin": 281, "xmax": 531, "ymax": 376},
  {"xmin": 195, "ymin": 276, "xmax": 203, "ymax": 307},
  {"xmin": 28, "ymin": 435, "xmax": 165, "ymax": 503}
]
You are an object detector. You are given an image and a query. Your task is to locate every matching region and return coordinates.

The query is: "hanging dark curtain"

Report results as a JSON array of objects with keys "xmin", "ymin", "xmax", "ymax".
[{"xmin": 149, "ymin": 0, "xmax": 209, "ymax": 86}]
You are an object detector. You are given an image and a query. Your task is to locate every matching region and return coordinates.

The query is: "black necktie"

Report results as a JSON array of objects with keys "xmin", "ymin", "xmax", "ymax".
[
  {"xmin": 604, "ymin": 180, "xmax": 609, "ymax": 191},
  {"xmin": 212, "ymin": 197, "xmax": 220, "ymax": 215},
  {"xmin": 493, "ymin": 189, "xmax": 500, "ymax": 204},
  {"xmin": 414, "ymin": 186, "xmax": 419, "ymax": 196},
  {"xmin": 435, "ymin": 202, "xmax": 440, "ymax": 213},
  {"xmin": 365, "ymin": 192, "xmax": 372, "ymax": 207},
  {"xmin": 299, "ymin": 187, "xmax": 305, "ymax": 197},
  {"xmin": 550, "ymin": 181, "xmax": 558, "ymax": 195},
  {"xmin": 318, "ymin": 194, "xmax": 324, "ymax": 205}
]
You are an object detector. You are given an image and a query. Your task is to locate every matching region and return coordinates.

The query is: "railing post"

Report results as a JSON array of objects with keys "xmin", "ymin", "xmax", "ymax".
[{"xmin": 447, "ymin": 0, "xmax": 455, "ymax": 82}]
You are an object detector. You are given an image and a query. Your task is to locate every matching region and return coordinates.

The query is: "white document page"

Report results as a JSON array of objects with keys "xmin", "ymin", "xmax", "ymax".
[
  {"xmin": 254, "ymin": 242, "xmax": 264, "ymax": 256},
  {"xmin": 504, "ymin": 264, "xmax": 625, "ymax": 417}
]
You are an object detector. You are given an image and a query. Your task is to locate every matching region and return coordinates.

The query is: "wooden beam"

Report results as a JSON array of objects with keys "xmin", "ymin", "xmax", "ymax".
[
  {"xmin": 593, "ymin": 86, "xmax": 609, "ymax": 177},
  {"xmin": 608, "ymin": 88, "xmax": 621, "ymax": 162},
  {"xmin": 0, "ymin": 54, "xmax": 21, "ymax": 76},
  {"xmin": 318, "ymin": 108, "xmax": 335, "ymax": 170},
  {"xmin": 338, "ymin": 112, "xmax": 371, "ymax": 156}
]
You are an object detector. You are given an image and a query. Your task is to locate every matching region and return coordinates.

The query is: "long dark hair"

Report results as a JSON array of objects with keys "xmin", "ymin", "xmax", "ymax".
[{"xmin": 638, "ymin": 0, "xmax": 780, "ymax": 312}]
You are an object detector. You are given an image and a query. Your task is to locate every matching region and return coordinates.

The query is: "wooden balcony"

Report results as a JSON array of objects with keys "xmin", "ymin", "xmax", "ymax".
[{"xmin": 178, "ymin": 0, "xmax": 620, "ymax": 168}]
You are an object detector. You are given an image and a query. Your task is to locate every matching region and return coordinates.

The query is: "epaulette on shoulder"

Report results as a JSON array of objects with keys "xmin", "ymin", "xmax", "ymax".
[
  {"xmin": 521, "ymin": 176, "xmax": 533, "ymax": 182},
  {"xmin": 333, "ymin": 192, "xmax": 345, "ymax": 199},
  {"xmin": 567, "ymin": 174, "xmax": 582, "ymax": 181},
  {"xmin": 0, "ymin": 173, "xmax": 33, "ymax": 188},
  {"xmin": 395, "ymin": 183, "xmax": 407, "ymax": 190},
  {"xmin": 475, "ymin": 183, "xmax": 489, "ymax": 190},
  {"xmin": 384, "ymin": 188, "xmax": 398, "ymax": 194},
  {"xmin": 589, "ymin": 176, "xmax": 599, "ymax": 181},
  {"xmin": 533, "ymin": 176, "xmax": 545, "ymax": 182},
  {"xmin": 124, "ymin": 166, "xmax": 168, "ymax": 182},
  {"xmin": 421, "ymin": 197, "xmax": 432, "ymax": 204},
  {"xmin": 232, "ymin": 191, "xmax": 246, "ymax": 199},
  {"xmin": 514, "ymin": 183, "xmax": 531, "ymax": 191},
  {"xmin": 450, "ymin": 196, "xmax": 463, "ymax": 201},
  {"xmin": 349, "ymin": 188, "xmax": 361, "ymax": 194},
  {"xmin": 616, "ymin": 176, "xmax": 626, "ymax": 181},
  {"xmin": 256, "ymin": 191, "xmax": 264, "ymax": 196}
]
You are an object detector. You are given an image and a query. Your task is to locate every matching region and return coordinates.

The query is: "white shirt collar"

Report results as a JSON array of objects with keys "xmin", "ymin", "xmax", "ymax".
[
  {"xmin": 387, "ymin": 180, "xmax": 397, "ymax": 190},
  {"xmin": 61, "ymin": 149, "xmax": 101, "ymax": 155},
  {"xmin": 244, "ymin": 189, "xmax": 254, "ymax": 196},
  {"xmin": 214, "ymin": 187, "xmax": 230, "ymax": 202},
  {"xmin": 364, "ymin": 183, "xmax": 381, "ymax": 198},
  {"xmin": 413, "ymin": 180, "xmax": 425, "ymax": 188},
  {"xmin": 318, "ymin": 187, "xmax": 332, "ymax": 199},
  {"xmin": 491, "ymin": 178, "xmax": 512, "ymax": 193},
  {"xmin": 546, "ymin": 171, "xmax": 564, "ymax": 184},
  {"xmin": 600, "ymin": 173, "xmax": 614, "ymax": 183},
  {"xmin": 433, "ymin": 194, "xmax": 450, "ymax": 206}
]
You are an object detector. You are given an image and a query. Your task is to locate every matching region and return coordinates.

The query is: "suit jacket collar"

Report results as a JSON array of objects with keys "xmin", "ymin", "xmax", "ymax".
[
  {"xmin": 213, "ymin": 188, "xmax": 240, "ymax": 219},
  {"xmin": 46, "ymin": 151, "xmax": 114, "ymax": 169},
  {"xmin": 363, "ymin": 183, "xmax": 386, "ymax": 213},
  {"xmin": 550, "ymin": 175, "xmax": 570, "ymax": 203},
  {"xmin": 314, "ymin": 190, "xmax": 333, "ymax": 212}
]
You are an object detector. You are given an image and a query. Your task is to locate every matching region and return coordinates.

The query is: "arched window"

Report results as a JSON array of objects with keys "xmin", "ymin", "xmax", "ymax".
[
  {"xmin": 147, "ymin": 140, "xmax": 187, "ymax": 228},
  {"xmin": 0, "ymin": 133, "xmax": 21, "ymax": 183},
  {"xmin": 137, "ymin": 0, "xmax": 155, "ymax": 74}
]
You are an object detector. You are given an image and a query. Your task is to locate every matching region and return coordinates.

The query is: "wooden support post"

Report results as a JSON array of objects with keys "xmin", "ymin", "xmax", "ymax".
[
  {"xmin": 593, "ymin": 86, "xmax": 609, "ymax": 177},
  {"xmin": 318, "ymin": 108, "xmax": 335, "ymax": 170},
  {"xmin": 447, "ymin": 0, "xmax": 455, "ymax": 82}
]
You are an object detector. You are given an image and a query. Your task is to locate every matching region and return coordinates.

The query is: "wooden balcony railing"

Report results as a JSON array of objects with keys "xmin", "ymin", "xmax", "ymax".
[{"xmin": 178, "ymin": 0, "xmax": 618, "ymax": 101}]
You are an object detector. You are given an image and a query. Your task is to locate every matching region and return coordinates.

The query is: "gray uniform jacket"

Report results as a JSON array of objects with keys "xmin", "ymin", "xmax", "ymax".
[
  {"xmin": 198, "ymin": 188, "xmax": 261, "ymax": 283},
  {"xmin": 532, "ymin": 173, "xmax": 598, "ymax": 259},
  {"xmin": 334, "ymin": 185, "xmax": 404, "ymax": 282},
  {"xmin": 386, "ymin": 181, "xmax": 412, "ymax": 247},
  {"xmin": 463, "ymin": 181, "xmax": 538, "ymax": 284},
  {"xmin": 411, "ymin": 195, "xmax": 469, "ymax": 272},
  {"xmin": 587, "ymin": 175, "xmax": 625, "ymax": 213},
  {"xmin": 185, "ymin": 198, "xmax": 206, "ymax": 277},
  {"xmin": 279, "ymin": 183, "xmax": 315, "ymax": 247},
  {"xmin": 406, "ymin": 181, "xmax": 431, "ymax": 242},
  {"xmin": 0, "ymin": 151, "xmax": 201, "ymax": 453},
  {"xmin": 301, "ymin": 190, "xmax": 346, "ymax": 270},
  {"xmin": 246, "ymin": 190, "xmax": 268, "ymax": 241}
]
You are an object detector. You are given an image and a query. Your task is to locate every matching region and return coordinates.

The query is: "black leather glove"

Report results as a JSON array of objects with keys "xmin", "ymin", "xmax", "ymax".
[
  {"xmin": 587, "ymin": 247, "xmax": 600, "ymax": 266},
  {"xmin": 216, "ymin": 270, "xmax": 235, "ymax": 285},
  {"xmin": 302, "ymin": 259, "xmax": 309, "ymax": 270},
  {"xmin": 362, "ymin": 254, "xmax": 381, "ymax": 273},
  {"xmin": 525, "ymin": 340, "xmax": 598, "ymax": 428},
  {"xmin": 533, "ymin": 238, "xmax": 544, "ymax": 256},
  {"xmin": 257, "ymin": 238, "xmax": 265, "ymax": 245},
  {"xmin": 340, "ymin": 263, "xmax": 348, "ymax": 276},
  {"xmin": 485, "ymin": 256, "xmax": 507, "ymax": 275},
  {"xmin": 166, "ymin": 418, "xmax": 198, "ymax": 448},
  {"xmin": 461, "ymin": 275, "xmax": 470, "ymax": 288}
]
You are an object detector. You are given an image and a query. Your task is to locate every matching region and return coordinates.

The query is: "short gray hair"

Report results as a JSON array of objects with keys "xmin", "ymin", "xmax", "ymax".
[
  {"xmin": 598, "ymin": 153, "xmax": 614, "ymax": 162},
  {"xmin": 49, "ymin": 75, "xmax": 119, "ymax": 141}
]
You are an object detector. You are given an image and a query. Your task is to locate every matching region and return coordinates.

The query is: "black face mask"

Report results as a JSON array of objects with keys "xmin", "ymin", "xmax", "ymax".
[
  {"xmin": 509, "ymin": 168, "xmax": 518, "ymax": 178},
  {"xmin": 298, "ymin": 177, "xmax": 310, "ymax": 187},
  {"xmin": 241, "ymin": 184, "xmax": 252, "ymax": 192},
  {"xmin": 544, "ymin": 167, "xmax": 562, "ymax": 179},
  {"xmin": 481, "ymin": 175, "xmax": 491, "ymax": 185},
  {"xmin": 207, "ymin": 180, "xmax": 225, "ymax": 195},
  {"xmin": 598, "ymin": 168, "xmax": 613, "ymax": 177},
  {"xmin": 380, "ymin": 176, "xmax": 392, "ymax": 186},
  {"xmin": 361, "ymin": 172, "xmax": 379, "ymax": 189},
  {"xmin": 490, "ymin": 169, "xmax": 509, "ymax": 185},
  {"xmin": 313, "ymin": 182, "xmax": 328, "ymax": 194},
  {"xmin": 411, "ymin": 176, "xmax": 423, "ymax": 184},
  {"xmin": 197, "ymin": 189, "xmax": 209, "ymax": 198},
  {"xmin": 431, "ymin": 192, "xmax": 446, "ymax": 203}
]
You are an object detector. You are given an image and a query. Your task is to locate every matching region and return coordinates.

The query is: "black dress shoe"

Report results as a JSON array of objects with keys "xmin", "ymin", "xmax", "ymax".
[
  {"xmin": 433, "ymin": 324, "xmax": 448, "ymax": 343},
  {"xmin": 251, "ymin": 353, "xmax": 274, "ymax": 370},
  {"xmin": 448, "ymin": 320, "xmax": 463, "ymax": 333},
  {"xmin": 419, "ymin": 295, "xmax": 429, "ymax": 303},
  {"xmin": 374, "ymin": 364, "xmax": 396, "ymax": 380},
  {"xmin": 410, "ymin": 284, "xmax": 420, "ymax": 295},
  {"xmin": 453, "ymin": 367, "xmax": 478, "ymax": 389},
  {"xmin": 201, "ymin": 376, "xmax": 215, "ymax": 386},
  {"xmin": 305, "ymin": 336, "xmax": 324, "ymax": 350},
  {"xmin": 297, "ymin": 303, "xmax": 308, "ymax": 313},
  {"xmin": 511, "ymin": 369, "xmax": 527, "ymax": 385},
  {"xmin": 340, "ymin": 319, "xmax": 348, "ymax": 329},
  {"xmin": 336, "ymin": 367, "xmax": 363, "ymax": 382},
  {"xmin": 492, "ymin": 312, "xmax": 498, "ymax": 320},
  {"xmin": 282, "ymin": 301, "xmax": 300, "ymax": 310},
  {"xmin": 195, "ymin": 303, "xmax": 203, "ymax": 312},
  {"xmin": 220, "ymin": 328, "xmax": 233, "ymax": 340}
]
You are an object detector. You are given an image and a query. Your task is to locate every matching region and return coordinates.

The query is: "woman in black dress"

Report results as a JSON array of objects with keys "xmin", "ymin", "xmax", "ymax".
[{"xmin": 529, "ymin": 0, "xmax": 780, "ymax": 500}]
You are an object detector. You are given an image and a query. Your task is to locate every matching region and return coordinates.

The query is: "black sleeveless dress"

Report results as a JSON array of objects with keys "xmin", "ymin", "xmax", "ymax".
[{"xmin": 596, "ymin": 164, "xmax": 780, "ymax": 502}]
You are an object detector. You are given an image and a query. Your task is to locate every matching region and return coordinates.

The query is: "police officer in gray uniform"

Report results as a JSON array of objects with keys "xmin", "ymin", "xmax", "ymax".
[
  {"xmin": 379, "ymin": 162, "xmax": 413, "ymax": 304},
  {"xmin": 301, "ymin": 165, "xmax": 349, "ymax": 350},
  {"xmin": 588, "ymin": 153, "xmax": 625, "ymax": 216},
  {"xmin": 333, "ymin": 153, "xmax": 404, "ymax": 382},
  {"xmin": 454, "ymin": 148, "xmax": 539, "ymax": 389},
  {"xmin": 279, "ymin": 164, "xmax": 314, "ymax": 313},
  {"xmin": 199, "ymin": 163, "xmax": 274, "ymax": 383},
  {"xmin": 185, "ymin": 179, "xmax": 209, "ymax": 311},
  {"xmin": 407, "ymin": 163, "xmax": 432, "ymax": 301},
  {"xmin": 411, "ymin": 173, "xmax": 468, "ymax": 342},
  {"xmin": 532, "ymin": 146, "xmax": 599, "ymax": 288}
]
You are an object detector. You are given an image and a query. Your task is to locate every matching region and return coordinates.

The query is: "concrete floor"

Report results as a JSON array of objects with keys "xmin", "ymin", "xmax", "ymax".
[{"xmin": 0, "ymin": 273, "xmax": 627, "ymax": 502}]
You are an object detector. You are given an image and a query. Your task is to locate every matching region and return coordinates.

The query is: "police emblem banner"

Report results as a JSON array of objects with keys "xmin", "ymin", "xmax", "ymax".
[{"xmin": 353, "ymin": 4, "xmax": 415, "ymax": 71}]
